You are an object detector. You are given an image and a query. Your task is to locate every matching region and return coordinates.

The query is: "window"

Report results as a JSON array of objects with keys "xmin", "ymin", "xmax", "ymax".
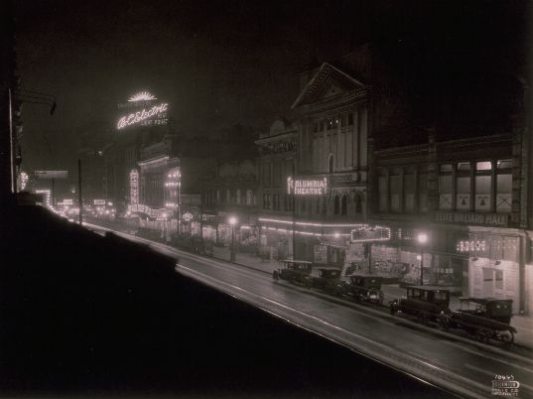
[
  {"xmin": 496, "ymin": 159, "xmax": 512, "ymax": 213},
  {"xmin": 236, "ymin": 189, "xmax": 241, "ymax": 205},
  {"xmin": 440, "ymin": 164, "xmax": 453, "ymax": 172},
  {"xmin": 390, "ymin": 169, "xmax": 401, "ymax": 212},
  {"xmin": 404, "ymin": 171, "xmax": 416, "ymax": 213},
  {"xmin": 246, "ymin": 189, "xmax": 253, "ymax": 205},
  {"xmin": 348, "ymin": 113, "xmax": 354, "ymax": 126},
  {"xmin": 355, "ymin": 195, "xmax": 363, "ymax": 214},
  {"xmin": 328, "ymin": 154, "xmax": 335, "ymax": 173},
  {"xmin": 378, "ymin": 173, "xmax": 388, "ymax": 212},
  {"xmin": 341, "ymin": 195, "xmax": 347, "ymax": 216},
  {"xmin": 334, "ymin": 195, "xmax": 340, "ymax": 215},
  {"xmin": 457, "ymin": 162, "xmax": 471, "ymax": 171},
  {"xmin": 439, "ymin": 175, "xmax": 453, "ymax": 210},
  {"xmin": 418, "ymin": 171, "xmax": 428, "ymax": 213},
  {"xmin": 226, "ymin": 189, "xmax": 231, "ymax": 203},
  {"xmin": 456, "ymin": 176, "xmax": 471, "ymax": 210},
  {"xmin": 475, "ymin": 161, "xmax": 492, "ymax": 212}
]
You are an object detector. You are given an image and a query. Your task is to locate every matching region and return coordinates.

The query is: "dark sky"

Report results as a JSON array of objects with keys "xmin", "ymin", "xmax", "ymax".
[{"xmin": 14, "ymin": 0, "xmax": 531, "ymax": 173}]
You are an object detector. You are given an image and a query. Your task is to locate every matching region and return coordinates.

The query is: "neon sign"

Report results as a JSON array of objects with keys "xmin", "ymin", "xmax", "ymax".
[
  {"xmin": 456, "ymin": 240, "xmax": 486, "ymax": 253},
  {"xmin": 117, "ymin": 103, "xmax": 168, "ymax": 129},
  {"xmin": 128, "ymin": 91, "xmax": 156, "ymax": 102},
  {"xmin": 287, "ymin": 177, "xmax": 328, "ymax": 195},
  {"xmin": 130, "ymin": 169, "xmax": 139, "ymax": 205}
]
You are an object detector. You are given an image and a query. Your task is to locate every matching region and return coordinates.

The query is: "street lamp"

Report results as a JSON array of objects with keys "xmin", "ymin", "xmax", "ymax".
[
  {"xmin": 417, "ymin": 232, "xmax": 429, "ymax": 286},
  {"xmin": 229, "ymin": 216, "xmax": 238, "ymax": 262}
]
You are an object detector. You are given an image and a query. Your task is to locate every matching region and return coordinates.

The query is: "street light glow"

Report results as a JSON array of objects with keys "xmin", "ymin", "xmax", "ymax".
[
  {"xmin": 228, "ymin": 216, "xmax": 238, "ymax": 226},
  {"xmin": 417, "ymin": 233, "xmax": 428, "ymax": 244}
]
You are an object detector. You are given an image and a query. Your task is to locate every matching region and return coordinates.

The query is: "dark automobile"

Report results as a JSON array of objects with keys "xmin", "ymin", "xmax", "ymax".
[
  {"xmin": 343, "ymin": 274, "xmax": 384, "ymax": 305},
  {"xmin": 311, "ymin": 268, "xmax": 344, "ymax": 295},
  {"xmin": 272, "ymin": 259, "xmax": 313, "ymax": 287},
  {"xmin": 446, "ymin": 297, "xmax": 516, "ymax": 343},
  {"xmin": 390, "ymin": 286, "xmax": 451, "ymax": 325}
]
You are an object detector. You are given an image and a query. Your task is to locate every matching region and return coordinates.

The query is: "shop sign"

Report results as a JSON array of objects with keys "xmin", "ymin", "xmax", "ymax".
[
  {"xmin": 93, "ymin": 199, "xmax": 106, "ymax": 206},
  {"xmin": 287, "ymin": 177, "xmax": 328, "ymax": 195},
  {"xmin": 456, "ymin": 240, "xmax": 487, "ymax": 253},
  {"xmin": 434, "ymin": 211, "xmax": 508, "ymax": 227},
  {"xmin": 182, "ymin": 212, "xmax": 194, "ymax": 222}
]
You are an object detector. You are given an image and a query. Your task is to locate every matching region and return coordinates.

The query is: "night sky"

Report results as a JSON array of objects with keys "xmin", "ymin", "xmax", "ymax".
[{"xmin": 14, "ymin": 0, "xmax": 531, "ymax": 173}]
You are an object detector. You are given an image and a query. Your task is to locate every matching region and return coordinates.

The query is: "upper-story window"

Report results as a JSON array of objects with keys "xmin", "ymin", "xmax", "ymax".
[
  {"xmin": 496, "ymin": 159, "xmax": 512, "ymax": 213},
  {"xmin": 390, "ymin": 168, "xmax": 402, "ymax": 213},
  {"xmin": 246, "ymin": 189, "xmax": 253, "ymax": 206},
  {"xmin": 328, "ymin": 154, "xmax": 335, "ymax": 173},
  {"xmin": 236, "ymin": 189, "xmax": 241, "ymax": 205},
  {"xmin": 439, "ymin": 164, "xmax": 453, "ymax": 210},
  {"xmin": 475, "ymin": 161, "xmax": 492, "ymax": 212}
]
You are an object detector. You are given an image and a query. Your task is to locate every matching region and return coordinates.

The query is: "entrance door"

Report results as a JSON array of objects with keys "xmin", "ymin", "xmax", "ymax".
[{"xmin": 482, "ymin": 267, "xmax": 503, "ymax": 297}]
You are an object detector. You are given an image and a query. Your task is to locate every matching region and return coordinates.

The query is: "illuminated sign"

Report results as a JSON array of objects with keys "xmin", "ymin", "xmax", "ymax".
[
  {"xmin": 35, "ymin": 189, "xmax": 51, "ymax": 207},
  {"xmin": 351, "ymin": 225, "xmax": 391, "ymax": 243},
  {"xmin": 287, "ymin": 177, "xmax": 328, "ymax": 195},
  {"xmin": 128, "ymin": 203, "xmax": 167, "ymax": 219},
  {"xmin": 128, "ymin": 91, "xmax": 156, "ymax": 102},
  {"xmin": 130, "ymin": 169, "xmax": 139, "ymax": 205},
  {"xmin": 59, "ymin": 199, "xmax": 73, "ymax": 206},
  {"xmin": 182, "ymin": 212, "xmax": 194, "ymax": 222},
  {"xmin": 456, "ymin": 240, "xmax": 487, "ymax": 253},
  {"xmin": 435, "ymin": 211, "xmax": 508, "ymax": 227},
  {"xmin": 94, "ymin": 199, "xmax": 106, "ymax": 206},
  {"xmin": 117, "ymin": 103, "xmax": 168, "ymax": 130},
  {"xmin": 19, "ymin": 171, "xmax": 28, "ymax": 190}
]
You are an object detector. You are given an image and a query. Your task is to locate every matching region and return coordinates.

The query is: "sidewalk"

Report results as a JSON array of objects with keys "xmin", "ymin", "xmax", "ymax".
[{"xmin": 211, "ymin": 246, "xmax": 278, "ymax": 274}]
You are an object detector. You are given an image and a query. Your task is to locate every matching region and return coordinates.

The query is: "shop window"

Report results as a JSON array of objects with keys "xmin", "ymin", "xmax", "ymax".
[
  {"xmin": 341, "ymin": 195, "xmax": 347, "ymax": 216},
  {"xmin": 456, "ymin": 176, "xmax": 471, "ymax": 211},
  {"xmin": 334, "ymin": 195, "xmax": 340, "ymax": 215},
  {"xmin": 439, "ymin": 173, "xmax": 453, "ymax": 210}
]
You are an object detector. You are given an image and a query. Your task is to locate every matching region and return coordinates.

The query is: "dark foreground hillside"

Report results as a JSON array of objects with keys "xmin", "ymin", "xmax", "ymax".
[{"xmin": 0, "ymin": 206, "xmax": 453, "ymax": 398}]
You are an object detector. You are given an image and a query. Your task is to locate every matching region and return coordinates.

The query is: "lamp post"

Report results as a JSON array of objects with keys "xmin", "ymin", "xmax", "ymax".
[
  {"xmin": 177, "ymin": 169, "xmax": 182, "ymax": 236},
  {"xmin": 417, "ymin": 232, "xmax": 428, "ymax": 286},
  {"xmin": 229, "ymin": 216, "xmax": 237, "ymax": 262}
]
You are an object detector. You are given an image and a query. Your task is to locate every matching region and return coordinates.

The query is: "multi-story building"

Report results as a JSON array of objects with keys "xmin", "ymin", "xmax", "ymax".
[
  {"xmin": 255, "ymin": 119, "xmax": 297, "ymax": 260},
  {"xmin": 200, "ymin": 159, "xmax": 258, "ymax": 250}
]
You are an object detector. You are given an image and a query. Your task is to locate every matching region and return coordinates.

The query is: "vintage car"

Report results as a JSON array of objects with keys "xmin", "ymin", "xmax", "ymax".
[
  {"xmin": 311, "ymin": 268, "xmax": 344, "ymax": 295},
  {"xmin": 342, "ymin": 274, "xmax": 384, "ymax": 305},
  {"xmin": 390, "ymin": 285, "xmax": 451, "ymax": 324},
  {"xmin": 272, "ymin": 259, "xmax": 313, "ymax": 287},
  {"xmin": 446, "ymin": 297, "xmax": 516, "ymax": 343}
]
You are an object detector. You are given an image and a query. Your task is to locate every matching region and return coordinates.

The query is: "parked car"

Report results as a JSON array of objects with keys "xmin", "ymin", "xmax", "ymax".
[{"xmin": 272, "ymin": 259, "xmax": 313, "ymax": 287}]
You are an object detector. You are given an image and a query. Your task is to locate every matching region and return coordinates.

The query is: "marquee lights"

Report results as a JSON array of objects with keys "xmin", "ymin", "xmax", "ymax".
[
  {"xmin": 259, "ymin": 217, "xmax": 364, "ymax": 228},
  {"xmin": 350, "ymin": 225, "xmax": 391, "ymax": 243},
  {"xmin": 456, "ymin": 240, "xmax": 486, "ymax": 253},
  {"xmin": 117, "ymin": 103, "xmax": 168, "ymax": 129},
  {"xmin": 128, "ymin": 91, "xmax": 157, "ymax": 102},
  {"xmin": 287, "ymin": 177, "xmax": 328, "ymax": 195}
]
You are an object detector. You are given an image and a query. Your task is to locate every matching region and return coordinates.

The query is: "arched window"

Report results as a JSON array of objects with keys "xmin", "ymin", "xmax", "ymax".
[
  {"xmin": 334, "ymin": 195, "xmax": 340, "ymax": 215},
  {"xmin": 341, "ymin": 195, "xmax": 347, "ymax": 216},
  {"xmin": 355, "ymin": 195, "xmax": 363, "ymax": 214},
  {"xmin": 328, "ymin": 154, "xmax": 335, "ymax": 173}
]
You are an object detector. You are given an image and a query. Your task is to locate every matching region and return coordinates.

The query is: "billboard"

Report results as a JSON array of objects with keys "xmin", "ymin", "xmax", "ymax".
[{"xmin": 116, "ymin": 90, "xmax": 168, "ymax": 130}]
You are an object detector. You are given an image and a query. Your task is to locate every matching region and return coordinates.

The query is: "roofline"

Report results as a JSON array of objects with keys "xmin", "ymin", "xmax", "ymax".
[{"xmin": 291, "ymin": 62, "xmax": 365, "ymax": 109}]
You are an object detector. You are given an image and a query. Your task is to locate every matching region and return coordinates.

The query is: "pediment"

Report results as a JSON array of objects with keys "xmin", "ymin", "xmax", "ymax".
[{"xmin": 292, "ymin": 63, "xmax": 366, "ymax": 109}]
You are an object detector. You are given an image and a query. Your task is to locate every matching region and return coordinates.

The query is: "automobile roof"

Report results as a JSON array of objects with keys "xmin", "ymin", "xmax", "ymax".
[
  {"xmin": 458, "ymin": 297, "xmax": 513, "ymax": 304},
  {"xmin": 281, "ymin": 259, "xmax": 312, "ymax": 264},
  {"xmin": 407, "ymin": 285, "xmax": 451, "ymax": 292}
]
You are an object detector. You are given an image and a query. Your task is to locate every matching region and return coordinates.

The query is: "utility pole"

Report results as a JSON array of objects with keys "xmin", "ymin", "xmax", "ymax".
[{"xmin": 78, "ymin": 159, "xmax": 83, "ymax": 225}]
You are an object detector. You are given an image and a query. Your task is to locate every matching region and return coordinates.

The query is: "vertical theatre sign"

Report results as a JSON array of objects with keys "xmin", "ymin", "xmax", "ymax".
[
  {"xmin": 116, "ymin": 90, "xmax": 168, "ymax": 130},
  {"xmin": 130, "ymin": 169, "xmax": 139, "ymax": 205}
]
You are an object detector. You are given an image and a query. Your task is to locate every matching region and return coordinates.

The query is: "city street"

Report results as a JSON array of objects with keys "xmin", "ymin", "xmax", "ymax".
[{"xmin": 87, "ymin": 223, "xmax": 533, "ymax": 399}]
